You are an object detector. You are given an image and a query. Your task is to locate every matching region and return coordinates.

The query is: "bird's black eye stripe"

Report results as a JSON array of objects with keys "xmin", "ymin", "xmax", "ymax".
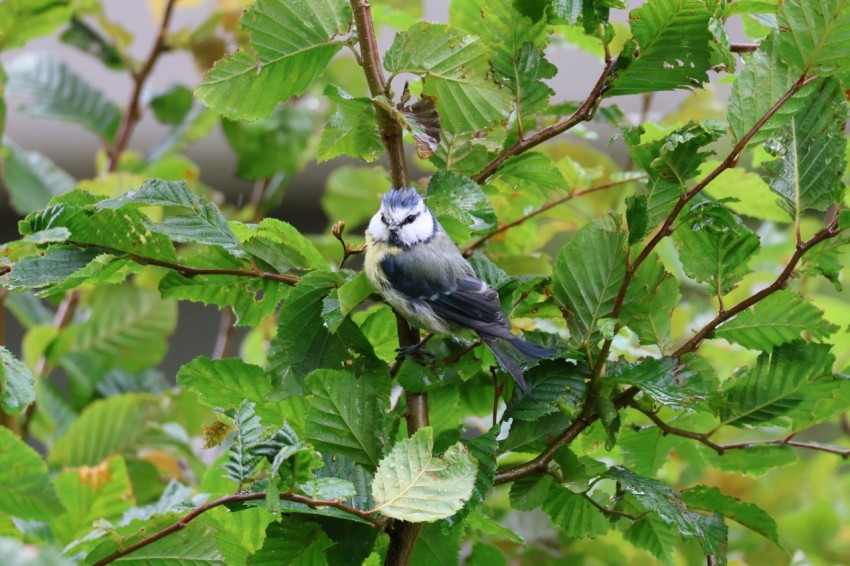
[
  {"xmin": 403, "ymin": 214, "xmax": 418, "ymax": 225},
  {"xmin": 380, "ymin": 214, "xmax": 388, "ymax": 225}
]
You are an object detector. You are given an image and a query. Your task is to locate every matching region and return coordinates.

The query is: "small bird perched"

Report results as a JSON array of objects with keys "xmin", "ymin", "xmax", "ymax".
[{"xmin": 364, "ymin": 187, "xmax": 555, "ymax": 394}]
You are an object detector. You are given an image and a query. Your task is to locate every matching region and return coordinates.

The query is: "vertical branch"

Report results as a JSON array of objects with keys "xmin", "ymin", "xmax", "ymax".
[
  {"xmin": 107, "ymin": 0, "xmax": 178, "ymax": 172},
  {"xmin": 0, "ymin": 289, "xmax": 20, "ymax": 434}
]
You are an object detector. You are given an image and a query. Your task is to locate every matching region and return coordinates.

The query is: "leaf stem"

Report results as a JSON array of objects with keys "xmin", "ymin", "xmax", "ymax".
[
  {"xmin": 107, "ymin": 0, "xmax": 177, "ymax": 172},
  {"xmin": 90, "ymin": 491, "xmax": 383, "ymax": 566},
  {"xmin": 472, "ymin": 55, "xmax": 615, "ymax": 184},
  {"xmin": 462, "ymin": 175, "xmax": 643, "ymax": 257}
]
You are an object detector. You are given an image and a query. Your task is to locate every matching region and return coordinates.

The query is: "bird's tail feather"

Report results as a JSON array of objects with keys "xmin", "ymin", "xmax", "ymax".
[
  {"xmin": 481, "ymin": 336, "xmax": 530, "ymax": 394},
  {"xmin": 507, "ymin": 337, "xmax": 557, "ymax": 361}
]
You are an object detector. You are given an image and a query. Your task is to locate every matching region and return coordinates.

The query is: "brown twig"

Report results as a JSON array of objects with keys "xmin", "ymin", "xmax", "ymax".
[
  {"xmin": 107, "ymin": 0, "xmax": 177, "ymax": 171},
  {"xmin": 730, "ymin": 42, "xmax": 760, "ymax": 53},
  {"xmin": 582, "ymin": 492, "xmax": 645, "ymax": 521},
  {"xmin": 672, "ymin": 221, "xmax": 843, "ymax": 356},
  {"xmin": 212, "ymin": 307, "xmax": 236, "ymax": 359},
  {"xmin": 462, "ymin": 176, "xmax": 643, "ymax": 257},
  {"xmin": 91, "ymin": 491, "xmax": 382, "ymax": 566},
  {"xmin": 472, "ymin": 56, "xmax": 615, "ymax": 184}
]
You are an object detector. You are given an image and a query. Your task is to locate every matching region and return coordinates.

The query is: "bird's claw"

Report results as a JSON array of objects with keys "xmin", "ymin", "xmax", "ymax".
[{"xmin": 394, "ymin": 343, "xmax": 435, "ymax": 360}]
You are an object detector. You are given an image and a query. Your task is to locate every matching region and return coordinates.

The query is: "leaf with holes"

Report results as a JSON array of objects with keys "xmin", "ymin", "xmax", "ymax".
[
  {"xmin": 0, "ymin": 346, "xmax": 35, "ymax": 414},
  {"xmin": 777, "ymin": 0, "xmax": 850, "ymax": 76},
  {"xmin": 608, "ymin": 356, "xmax": 709, "ymax": 410}
]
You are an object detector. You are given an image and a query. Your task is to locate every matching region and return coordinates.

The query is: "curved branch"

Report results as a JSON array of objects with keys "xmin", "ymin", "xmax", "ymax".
[
  {"xmin": 462, "ymin": 176, "xmax": 643, "ymax": 257},
  {"xmin": 472, "ymin": 56, "xmax": 615, "ymax": 184},
  {"xmin": 91, "ymin": 491, "xmax": 383, "ymax": 565}
]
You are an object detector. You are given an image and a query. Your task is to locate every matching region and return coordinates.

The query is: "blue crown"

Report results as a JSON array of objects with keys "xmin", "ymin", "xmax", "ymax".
[{"xmin": 381, "ymin": 187, "xmax": 422, "ymax": 210}]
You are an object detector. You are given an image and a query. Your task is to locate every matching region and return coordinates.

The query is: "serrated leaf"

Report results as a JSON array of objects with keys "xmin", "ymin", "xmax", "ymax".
[
  {"xmin": 542, "ymin": 484, "xmax": 610, "ymax": 538},
  {"xmin": 777, "ymin": 0, "xmax": 850, "ymax": 76},
  {"xmin": 5, "ymin": 246, "xmax": 100, "ymax": 291},
  {"xmin": 673, "ymin": 202, "xmax": 760, "ymax": 295},
  {"xmin": 249, "ymin": 518, "xmax": 333, "ymax": 565},
  {"xmin": 606, "ymin": 0, "xmax": 713, "ymax": 96},
  {"xmin": 505, "ymin": 359, "xmax": 588, "ymax": 421},
  {"xmin": 6, "ymin": 53, "xmax": 120, "ymax": 141},
  {"xmin": 223, "ymin": 401, "xmax": 264, "ymax": 484},
  {"xmin": 715, "ymin": 289, "xmax": 837, "ymax": 350},
  {"xmin": 319, "ymin": 84, "xmax": 383, "ymax": 163},
  {"xmin": 384, "ymin": 22, "xmax": 512, "ymax": 133},
  {"xmin": 720, "ymin": 341, "xmax": 837, "ymax": 428},
  {"xmin": 552, "ymin": 214, "xmax": 626, "ymax": 344},
  {"xmin": 486, "ymin": 152, "xmax": 567, "ymax": 198},
  {"xmin": 371, "ymin": 427, "xmax": 477, "ymax": 522},
  {"xmin": 48, "ymin": 394, "xmax": 156, "ymax": 466},
  {"xmin": 762, "ymin": 77, "xmax": 847, "ymax": 215},
  {"xmin": 232, "ymin": 218, "xmax": 327, "ymax": 272},
  {"xmin": 0, "ymin": 345, "xmax": 35, "ymax": 414},
  {"xmin": 425, "ymin": 170, "xmax": 497, "ymax": 241},
  {"xmin": 510, "ymin": 474, "xmax": 555, "ymax": 511},
  {"xmin": 453, "ymin": 427, "xmax": 497, "ymax": 523},
  {"xmin": 608, "ymin": 356, "xmax": 708, "ymax": 409},
  {"xmin": 305, "ymin": 369, "xmax": 385, "ymax": 468},
  {"xmin": 97, "ymin": 178, "xmax": 246, "ymax": 257},
  {"xmin": 50, "ymin": 456, "xmax": 135, "ymax": 546},
  {"xmin": 682, "ymin": 485, "xmax": 781, "ymax": 548},
  {"xmin": 177, "ymin": 357, "xmax": 272, "ymax": 410},
  {"xmin": 728, "ymin": 33, "xmax": 819, "ymax": 146},
  {"xmin": 0, "ymin": 425, "xmax": 65, "ymax": 520},
  {"xmin": 624, "ymin": 513, "xmax": 679, "ymax": 565},
  {"xmin": 619, "ymin": 252, "xmax": 679, "ymax": 351},
  {"xmin": 1, "ymin": 139, "xmax": 75, "ymax": 214},
  {"xmin": 701, "ymin": 161, "xmax": 789, "ymax": 222},
  {"xmin": 196, "ymin": 0, "xmax": 352, "ymax": 120}
]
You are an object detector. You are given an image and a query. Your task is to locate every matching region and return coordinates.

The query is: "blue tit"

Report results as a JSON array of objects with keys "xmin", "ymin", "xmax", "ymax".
[{"xmin": 364, "ymin": 187, "xmax": 555, "ymax": 394}]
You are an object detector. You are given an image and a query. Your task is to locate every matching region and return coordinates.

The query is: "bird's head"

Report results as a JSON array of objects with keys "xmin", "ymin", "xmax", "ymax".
[{"xmin": 367, "ymin": 188, "xmax": 436, "ymax": 248}]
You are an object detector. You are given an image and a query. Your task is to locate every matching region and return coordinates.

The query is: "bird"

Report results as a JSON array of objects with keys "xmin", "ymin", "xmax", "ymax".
[{"xmin": 364, "ymin": 187, "xmax": 555, "ymax": 394}]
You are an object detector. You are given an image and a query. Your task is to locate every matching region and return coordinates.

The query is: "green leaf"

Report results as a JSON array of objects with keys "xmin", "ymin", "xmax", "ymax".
[
  {"xmin": 305, "ymin": 369, "xmax": 386, "ymax": 468},
  {"xmin": 673, "ymin": 202, "xmax": 760, "ymax": 295},
  {"xmin": 59, "ymin": 285, "xmax": 177, "ymax": 373},
  {"xmin": 150, "ymin": 84, "xmax": 194, "ymax": 125},
  {"xmin": 485, "ymin": 152, "xmax": 567, "ymax": 198},
  {"xmin": 624, "ymin": 121, "xmax": 725, "ymax": 227},
  {"xmin": 5, "ymin": 246, "xmax": 100, "ymax": 291},
  {"xmin": 97, "ymin": 178, "xmax": 246, "ymax": 258},
  {"xmin": 48, "ymin": 394, "xmax": 156, "ymax": 466},
  {"xmin": 505, "ymin": 359, "xmax": 588, "ymax": 421},
  {"xmin": 715, "ymin": 290, "xmax": 837, "ymax": 350},
  {"xmin": 777, "ymin": 0, "xmax": 850, "ymax": 76},
  {"xmin": 0, "ymin": 139, "xmax": 75, "ymax": 214},
  {"xmin": 626, "ymin": 195, "xmax": 649, "ymax": 245},
  {"xmin": 411, "ymin": 522, "xmax": 464, "ymax": 566},
  {"xmin": 0, "ymin": 426, "xmax": 65, "ymax": 520},
  {"xmin": 552, "ymin": 214, "xmax": 626, "ymax": 344},
  {"xmin": 318, "ymin": 85, "xmax": 383, "ymax": 163},
  {"xmin": 606, "ymin": 0, "xmax": 713, "ymax": 96},
  {"xmin": 454, "ymin": 428, "xmax": 498, "ymax": 522},
  {"xmin": 221, "ymin": 105, "xmax": 315, "ymax": 180},
  {"xmin": 384, "ymin": 22, "xmax": 512, "ymax": 133},
  {"xmin": 719, "ymin": 341, "xmax": 838, "ymax": 428},
  {"xmin": 542, "ymin": 484, "xmax": 609, "ymax": 538},
  {"xmin": 0, "ymin": 346, "xmax": 35, "ymax": 414},
  {"xmin": 50, "ymin": 456, "xmax": 135, "ymax": 546},
  {"xmin": 604, "ymin": 466, "xmax": 704, "ymax": 540},
  {"xmin": 623, "ymin": 513, "xmax": 679, "ymax": 565},
  {"xmin": 728, "ymin": 34, "xmax": 819, "ymax": 147},
  {"xmin": 249, "ymin": 518, "xmax": 333, "ymax": 565},
  {"xmin": 619, "ymin": 426, "xmax": 681, "ymax": 478},
  {"xmin": 195, "ymin": 0, "xmax": 352, "ymax": 120},
  {"xmin": 59, "ymin": 16, "xmax": 123, "ymax": 70},
  {"xmin": 371, "ymin": 427, "xmax": 477, "ymax": 522},
  {"xmin": 6, "ymin": 53, "xmax": 120, "ymax": 141},
  {"xmin": 608, "ymin": 356, "xmax": 708, "ymax": 410},
  {"xmin": 701, "ymin": 161, "xmax": 789, "ymax": 222},
  {"xmin": 510, "ymin": 474, "xmax": 555, "ymax": 511},
  {"xmin": 698, "ymin": 444, "xmax": 798, "ymax": 476},
  {"xmin": 231, "ymin": 218, "xmax": 327, "ymax": 272},
  {"xmin": 425, "ymin": 170, "xmax": 497, "ymax": 241},
  {"xmin": 619, "ymin": 252, "xmax": 679, "ymax": 352},
  {"xmin": 0, "ymin": 0, "xmax": 74, "ymax": 51},
  {"xmin": 222, "ymin": 401, "xmax": 265, "ymax": 485},
  {"xmin": 178, "ymin": 357, "xmax": 273, "ymax": 410},
  {"xmin": 682, "ymin": 485, "xmax": 781, "ymax": 548},
  {"xmin": 322, "ymin": 166, "xmax": 390, "ymax": 229},
  {"xmin": 762, "ymin": 77, "xmax": 848, "ymax": 215}
]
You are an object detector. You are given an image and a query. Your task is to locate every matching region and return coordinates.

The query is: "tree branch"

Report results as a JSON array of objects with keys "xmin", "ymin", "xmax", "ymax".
[
  {"xmin": 91, "ymin": 491, "xmax": 382, "ymax": 566},
  {"xmin": 462, "ymin": 176, "xmax": 643, "ymax": 257},
  {"xmin": 107, "ymin": 0, "xmax": 177, "ymax": 172},
  {"xmin": 672, "ymin": 221, "xmax": 843, "ymax": 356},
  {"xmin": 472, "ymin": 56, "xmax": 615, "ymax": 184},
  {"xmin": 730, "ymin": 42, "xmax": 760, "ymax": 53}
]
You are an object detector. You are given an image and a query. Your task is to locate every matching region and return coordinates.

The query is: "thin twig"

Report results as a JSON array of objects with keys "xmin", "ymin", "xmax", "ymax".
[
  {"xmin": 91, "ymin": 491, "xmax": 382, "ymax": 565},
  {"xmin": 472, "ymin": 56, "xmax": 615, "ymax": 184},
  {"xmin": 730, "ymin": 42, "xmax": 760, "ymax": 53},
  {"xmin": 463, "ymin": 176, "xmax": 643, "ymax": 257},
  {"xmin": 212, "ymin": 307, "xmax": 236, "ymax": 359},
  {"xmin": 582, "ymin": 492, "xmax": 645, "ymax": 521},
  {"xmin": 107, "ymin": 0, "xmax": 178, "ymax": 172}
]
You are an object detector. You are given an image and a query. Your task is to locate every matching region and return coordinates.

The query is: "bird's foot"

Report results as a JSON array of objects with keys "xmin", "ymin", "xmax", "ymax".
[{"xmin": 395, "ymin": 335, "xmax": 435, "ymax": 360}]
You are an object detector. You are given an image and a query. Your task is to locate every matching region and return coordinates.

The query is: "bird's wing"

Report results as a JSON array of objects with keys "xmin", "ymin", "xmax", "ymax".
[{"xmin": 380, "ymin": 250, "xmax": 510, "ymax": 336}]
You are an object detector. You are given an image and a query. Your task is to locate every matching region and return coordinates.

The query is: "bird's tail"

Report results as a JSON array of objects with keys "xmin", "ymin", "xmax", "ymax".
[{"xmin": 480, "ymin": 336, "xmax": 556, "ymax": 395}]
